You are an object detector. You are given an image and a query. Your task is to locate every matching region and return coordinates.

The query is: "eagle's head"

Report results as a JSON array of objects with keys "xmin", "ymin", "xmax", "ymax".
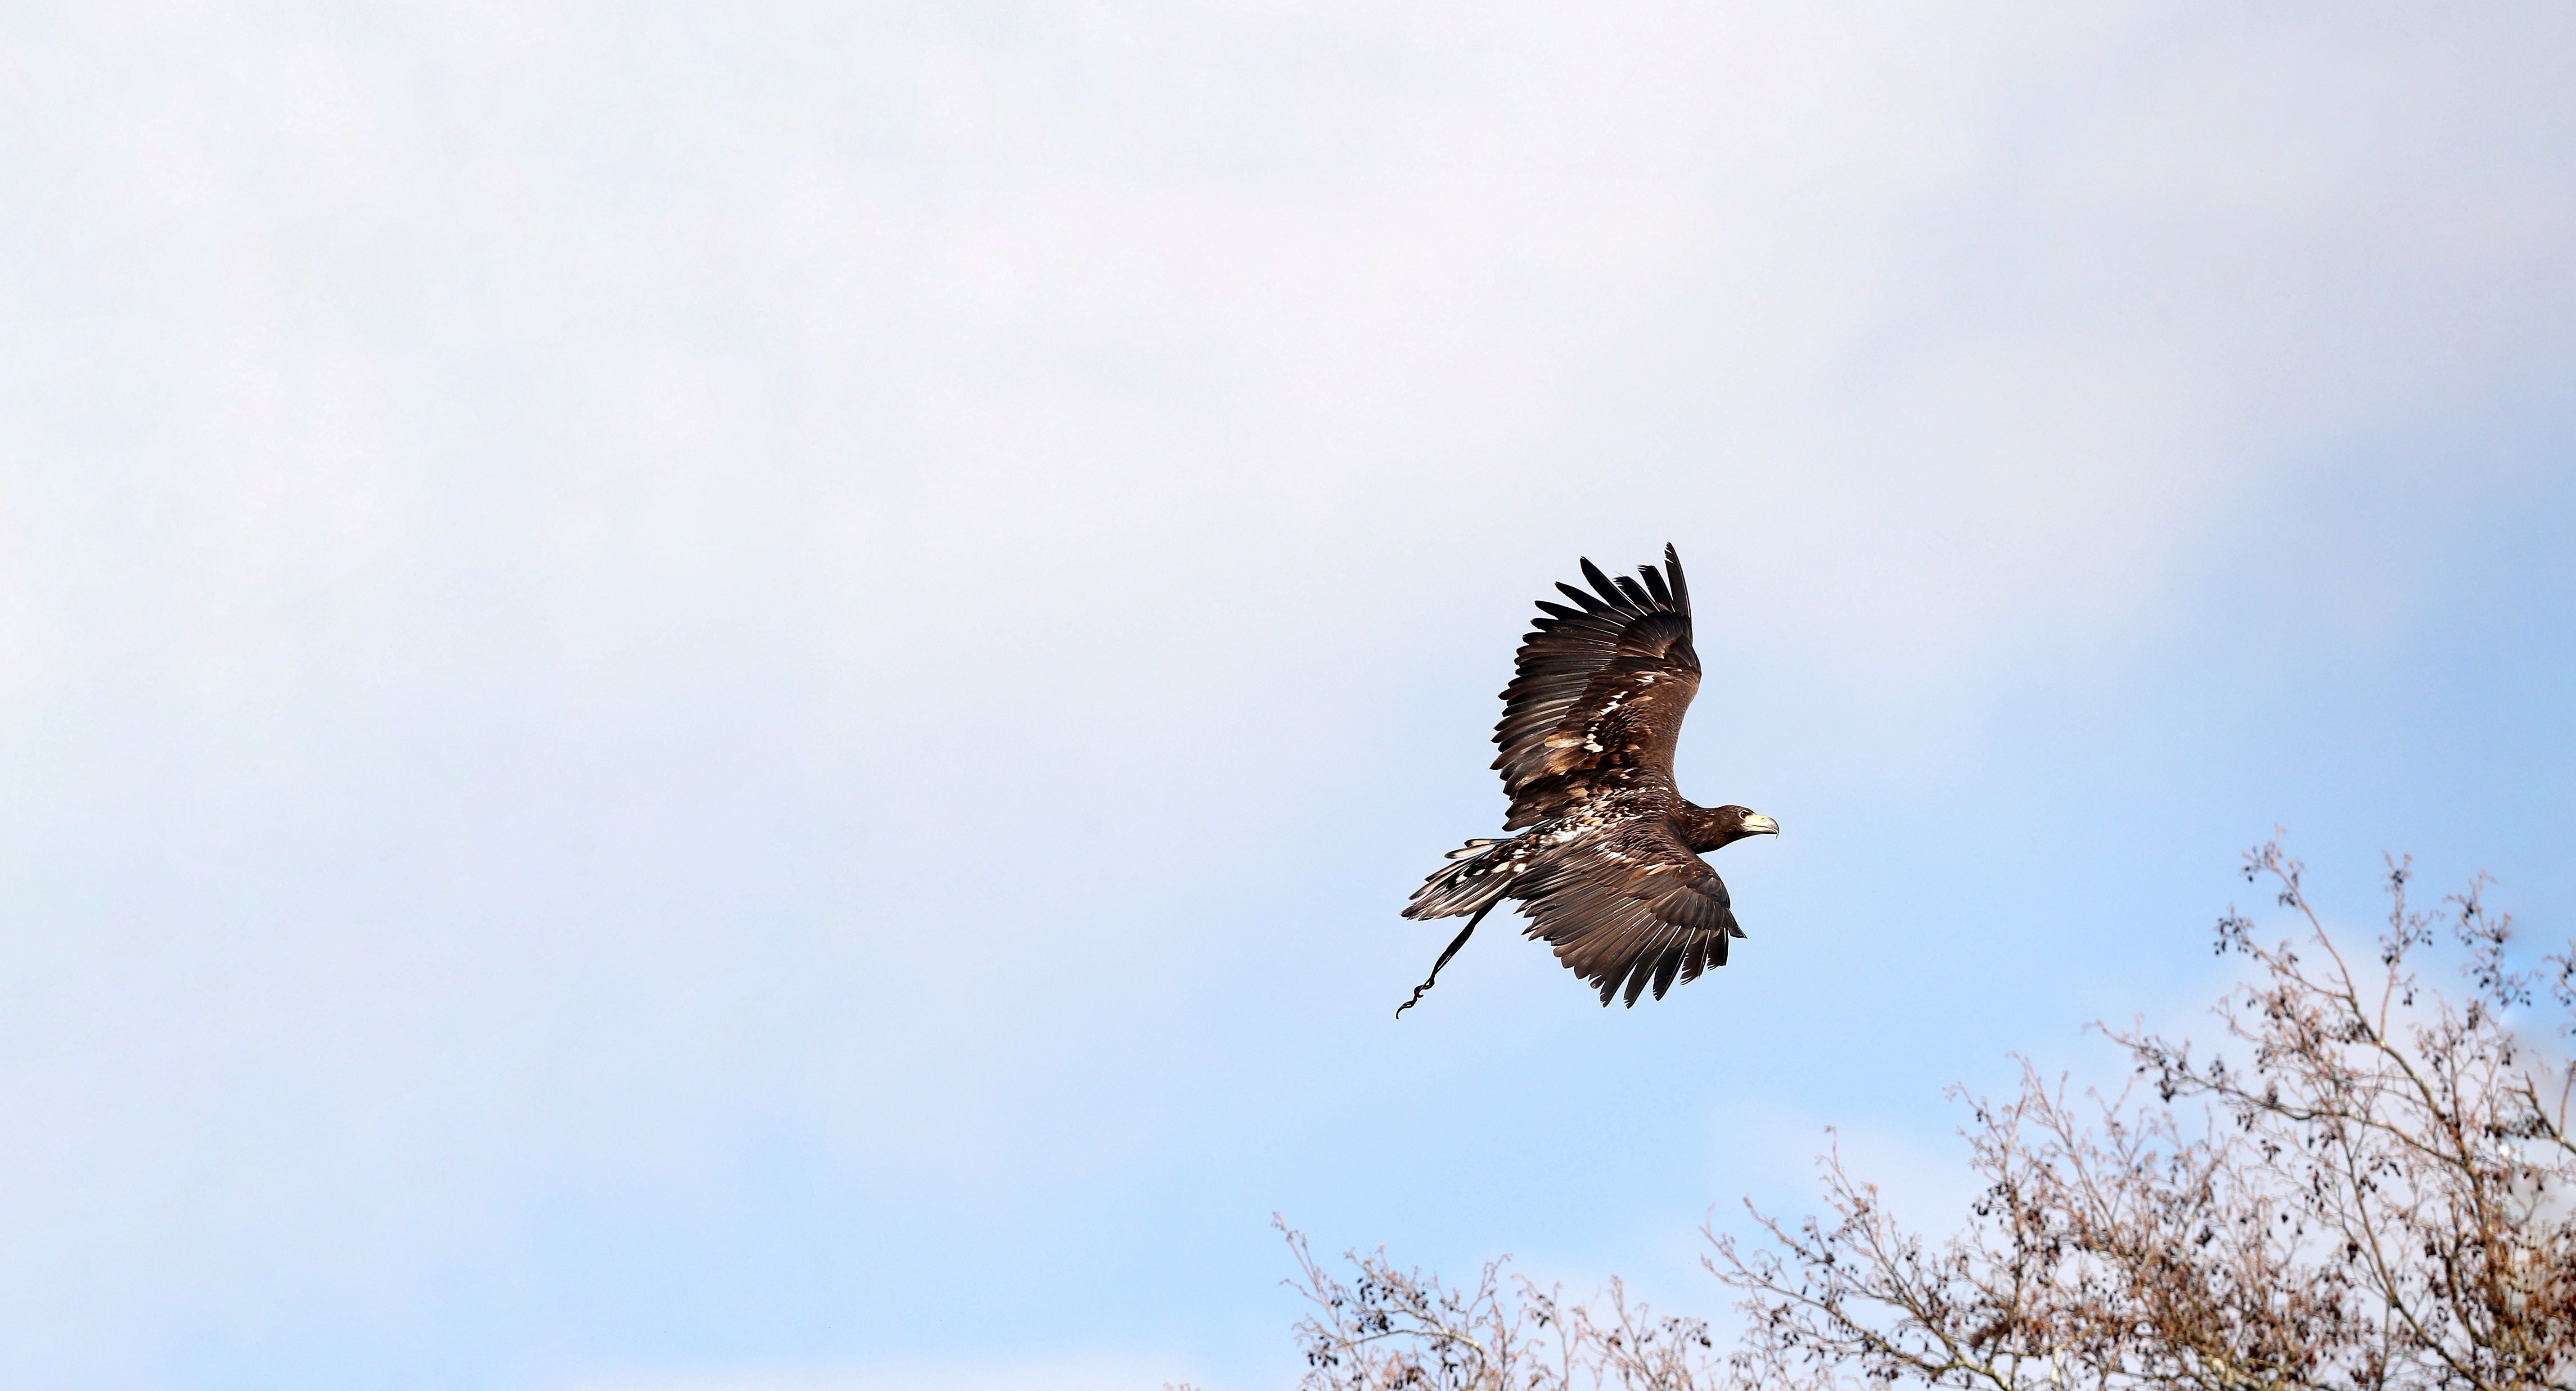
[{"xmin": 1683, "ymin": 804, "xmax": 1779, "ymax": 852}]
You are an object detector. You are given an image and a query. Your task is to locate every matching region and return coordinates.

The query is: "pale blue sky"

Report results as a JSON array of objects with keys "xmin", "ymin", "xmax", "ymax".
[{"xmin": 3, "ymin": 3, "xmax": 2572, "ymax": 1388}]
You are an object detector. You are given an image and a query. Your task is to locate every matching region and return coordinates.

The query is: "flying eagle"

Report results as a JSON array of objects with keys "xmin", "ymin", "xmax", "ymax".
[{"xmin": 1398, "ymin": 546, "xmax": 1777, "ymax": 1014}]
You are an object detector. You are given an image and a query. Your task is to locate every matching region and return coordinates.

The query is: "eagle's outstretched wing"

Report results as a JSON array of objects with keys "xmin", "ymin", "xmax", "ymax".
[
  {"xmin": 1516, "ymin": 818, "xmax": 1740, "ymax": 1007},
  {"xmin": 1492, "ymin": 546, "xmax": 1700, "ymax": 829}
]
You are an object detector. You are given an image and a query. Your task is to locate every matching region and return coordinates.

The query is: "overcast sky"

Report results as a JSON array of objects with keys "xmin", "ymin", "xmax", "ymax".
[{"xmin": 4, "ymin": 3, "xmax": 2574, "ymax": 1388}]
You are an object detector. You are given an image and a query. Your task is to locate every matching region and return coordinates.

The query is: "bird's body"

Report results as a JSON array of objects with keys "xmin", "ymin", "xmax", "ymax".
[{"xmin": 1399, "ymin": 546, "xmax": 1776, "ymax": 1012}]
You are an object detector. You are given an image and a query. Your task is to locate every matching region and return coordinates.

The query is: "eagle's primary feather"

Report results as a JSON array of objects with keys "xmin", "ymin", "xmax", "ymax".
[{"xmin": 1398, "ymin": 545, "xmax": 1776, "ymax": 1013}]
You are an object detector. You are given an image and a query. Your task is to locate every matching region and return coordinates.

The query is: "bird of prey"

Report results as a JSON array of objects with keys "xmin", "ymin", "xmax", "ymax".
[{"xmin": 1398, "ymin": 546, "xmax": 1777, "ymax": 1014}]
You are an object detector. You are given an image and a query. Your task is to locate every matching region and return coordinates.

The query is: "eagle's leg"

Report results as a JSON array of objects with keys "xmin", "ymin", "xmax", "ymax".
[{"xmin": 1394, "ymin": 897, "xmax": 1500, "ymax": 1019}]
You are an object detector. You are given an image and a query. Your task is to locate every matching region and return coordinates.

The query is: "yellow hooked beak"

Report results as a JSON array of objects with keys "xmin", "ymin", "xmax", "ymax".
[{"xmin": 1747, "ymin": 814, "xmax": 1780, "ymax": 836}]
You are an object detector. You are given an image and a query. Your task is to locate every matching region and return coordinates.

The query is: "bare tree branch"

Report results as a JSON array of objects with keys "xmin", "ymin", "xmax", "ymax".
[
  {"xmin": 1708, "ymin": 836, "xmax": 2576, "ymax": 1391},
  {"xmin": 1278, "ymin": 840, "xmax": 2575, "ymax": 1391}
]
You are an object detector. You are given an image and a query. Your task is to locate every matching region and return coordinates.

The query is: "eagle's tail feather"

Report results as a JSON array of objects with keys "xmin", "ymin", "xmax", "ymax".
[{"xmin": 1404, "ymin": 837, "xmax": 1522, "ymax": 920}]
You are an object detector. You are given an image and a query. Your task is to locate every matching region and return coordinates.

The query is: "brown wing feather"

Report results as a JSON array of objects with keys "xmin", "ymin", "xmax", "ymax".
[
  {"xmin": 1515, "ymin": 819, "xmax": 1738, "ymax": 1007},
  {"xmin": 1491, "ymin": 546, "xmax": 1701, "ymax": 829}
]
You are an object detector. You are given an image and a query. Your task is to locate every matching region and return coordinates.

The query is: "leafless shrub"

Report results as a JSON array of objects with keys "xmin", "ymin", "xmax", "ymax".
[
  {"xmin": 1269, "ymin": 837, "xmax": 2573, "ymax": 1391},
  {"xmin": 1708, "ymin": 834, "xmax": 2576, "ymax": 1390},
  {"xmin": 1274, "ymin": 1215, "xmax": 1723, "ymax": 1390}
]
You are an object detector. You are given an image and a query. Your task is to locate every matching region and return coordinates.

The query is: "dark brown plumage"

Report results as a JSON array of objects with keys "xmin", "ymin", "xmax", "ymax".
[{"xmin": 1397, "ymin": 546, "xmax": 1777, "ymax": 1013}]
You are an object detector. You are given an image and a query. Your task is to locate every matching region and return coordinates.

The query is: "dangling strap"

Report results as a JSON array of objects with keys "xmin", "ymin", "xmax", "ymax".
[{"xmin": 1395, "ymin": 898, "xmax": 1499, "ymax": 1018}]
